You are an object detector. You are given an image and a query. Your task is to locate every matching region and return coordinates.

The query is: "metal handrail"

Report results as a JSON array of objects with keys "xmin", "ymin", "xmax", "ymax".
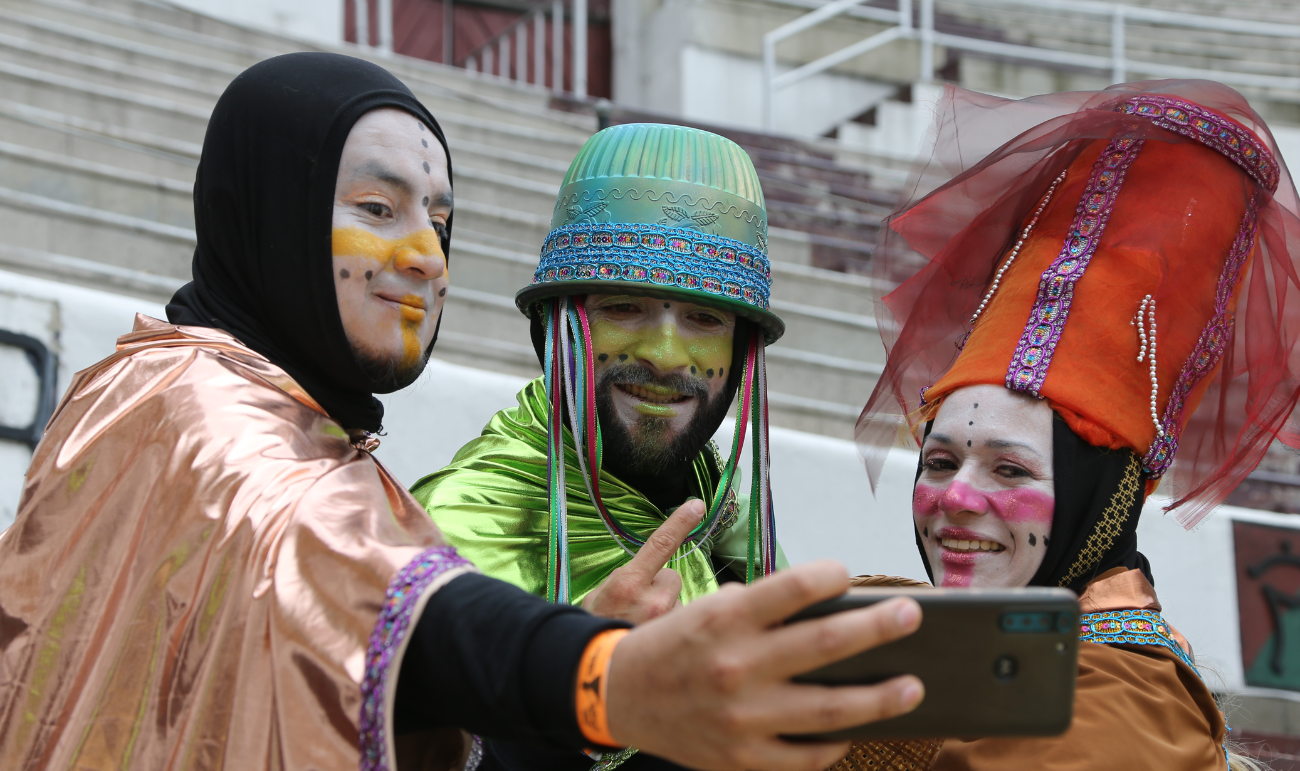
[
  {"xmin": 456, "ymin": 0, "xmax": 587, "ymax": 98},
  {"xmin": 761, "ymin": 0, "xmax": 1300, "ymax": 131}
]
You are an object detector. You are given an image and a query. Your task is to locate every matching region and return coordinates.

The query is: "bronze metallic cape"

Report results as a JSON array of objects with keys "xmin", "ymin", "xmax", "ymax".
[
  {"xmin": 0, "ymin": 316, "xmax": 474, "ymax": 770},
  {"xmin": 410, "ymin": 378, "xmax": 768, "ymax": 605}
]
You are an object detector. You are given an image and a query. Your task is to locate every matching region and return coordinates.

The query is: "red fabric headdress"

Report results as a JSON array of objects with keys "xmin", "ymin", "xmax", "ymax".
[{"xmin": 857, "ymin": 80, "xmax": 1300, "ymax": 529}]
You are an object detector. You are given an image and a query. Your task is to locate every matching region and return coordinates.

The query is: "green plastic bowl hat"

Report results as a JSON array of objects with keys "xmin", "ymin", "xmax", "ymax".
[{"xmin": 515, "ymin": 123, "xmax": 785, "ymax": 343}]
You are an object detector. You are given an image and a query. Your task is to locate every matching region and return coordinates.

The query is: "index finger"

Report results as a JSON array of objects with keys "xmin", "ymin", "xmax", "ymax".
[
  {"xmin": 758, "ymin": 596, "xmax": 922, "ymax": 680},
  {"xmin": 622, "ymin": 500, "xmax": 705, "ymax": 582},
  {"xmin": 731, "ymin": 559, "xmax": 853, "ymax": 627}
]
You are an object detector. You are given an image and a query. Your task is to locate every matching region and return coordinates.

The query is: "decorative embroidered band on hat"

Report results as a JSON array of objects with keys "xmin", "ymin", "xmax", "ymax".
[
  {"xmin": 1080, "ymin": 608, "xmax": 1197, "ymax": 672},
  {"xmin": 1116, "ymin": 95, "xmax": 1279, "ymax": 193},
  {"xmin": 1006, "ymin": 137, "xmax": 1145, "ymax": 396},
  {"xmin": 532, "ymin": 222, "xmax": 772, "ymax": 312},
  {"xmin": 1142, "ymin": 194, "xmax": 1261, "ymax": 479}
]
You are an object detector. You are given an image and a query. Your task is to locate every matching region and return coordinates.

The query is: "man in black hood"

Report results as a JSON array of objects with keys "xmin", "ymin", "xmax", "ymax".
[{"xmin": 0, "ymin": 53, "xmax": 923, "ymax": 771}]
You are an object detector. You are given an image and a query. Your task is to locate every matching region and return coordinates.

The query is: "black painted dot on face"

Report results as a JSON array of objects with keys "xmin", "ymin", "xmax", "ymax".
[
  {"xmin": 923, "ymin": 526, "xmax": 929, "ymax": 537},
  {"xmin": 690, "ymin": 366, "xmax": 696, "ymax": 374},
  {"xmin": 423, "ymin": 161, "xmax": 431, "ymax": 173},
  {"xmin": 974, "ymin": 403, "xmax": 979, "ymax": 408},
  {"xmin": 340, "ymin": 268, "xmax": 350, "ymax": 279},
  {"xmin": 707, "ymin": 368, "xmax": 714, "ymax": 378},
  {"xmin": 1028, "ymin": 533, "xmax": 1037, "ymax": 547},
  {"xmin": 664, "ymin": 303, "xmax": 671, "ymax": 309},
  {"xmin": 719, "ymin": 367, "xmax": 724, "ymax": 377},
  {"xmin": 598, "ymin": 353, "xmax": 608, "ymax": 362},
  {"xmin": 418, "ymin": 123, "xmax": 425, "ymax": 131},
  {"xmin": 1044, "ymin": 536, "xmax": 1050, "ymax": 546},
  {"xmin": 423, "ymin": 196, "xmax": 429, "ymax": 207},
  {"xmin": 618, "ymin": 354, "xmax": 628, "ymax": 361},
  {"xmin": 439, "ymin": 287, "xmax": 446, "ymax": 297},
  {"xmin": 365, "ymin": 270, "xmax": 373, "ymax": 280},
  {"xmin": 421, "ymin": 138, "xmax": 428, "ymax": 148},
  {"xmin": 969, "ymin": 421, "xmax": 973, "ymax": 425},
  {"xmin": 967, "ymin": 440, "xmax": 972, "ymax": 447}
]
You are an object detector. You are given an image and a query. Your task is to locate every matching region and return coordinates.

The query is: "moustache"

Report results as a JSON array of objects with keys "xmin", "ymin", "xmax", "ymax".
[{"xmin": 597, "ymin": 362, "xmax": 710, "ymax": 401}]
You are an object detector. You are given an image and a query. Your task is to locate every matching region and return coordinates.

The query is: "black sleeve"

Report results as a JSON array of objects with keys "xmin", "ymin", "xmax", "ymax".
[{"xmin": 393, "ymin": 572, "xmax": 629, "ymax": 749}]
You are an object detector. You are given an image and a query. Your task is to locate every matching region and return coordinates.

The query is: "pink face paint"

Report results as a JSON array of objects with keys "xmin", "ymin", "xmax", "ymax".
[
  {"xmin": 938, "ymin": 480, "xmax": 990, "ymax": 516},
  {"xmin": 914, "ymin": 480, "xmax": 1053, "ymax": 588},
  {"xmin": 912, "ymin": 483, "xmax": 943, "ymax": 517},
  {"xmin": 920, "ymin": 480, "xmax": 1053, "ymax": 523},
  {"xmin": 940, "ymin": 560, "xmax": 973, "ymax": 587}
]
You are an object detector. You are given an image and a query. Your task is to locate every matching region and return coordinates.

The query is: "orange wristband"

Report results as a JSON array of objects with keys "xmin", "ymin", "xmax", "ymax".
[{"xmin": 575, "ymin": 628, "xmax": 629, "ymax": 747}]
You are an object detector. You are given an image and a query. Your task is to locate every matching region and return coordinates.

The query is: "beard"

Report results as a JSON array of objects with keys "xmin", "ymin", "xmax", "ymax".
[
  {"xmin": 350, "ymin": 340, "xmax": 431, "ymax": 392},
  {"xmin": 595, "ymin": 361, "xmax": 733, "ymax": 481}
]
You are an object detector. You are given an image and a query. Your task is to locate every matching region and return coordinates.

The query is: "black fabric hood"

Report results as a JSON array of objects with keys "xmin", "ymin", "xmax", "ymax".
[{"xmin": 167, "ymin": 52, "xmax": 452, "ymax": 431}]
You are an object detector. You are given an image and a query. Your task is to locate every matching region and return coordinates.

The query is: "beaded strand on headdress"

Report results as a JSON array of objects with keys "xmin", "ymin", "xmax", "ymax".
[
  {"xmin": 1133, "ymin": 295, "xmax": 1163, "ymax": 437},
  {"xmin": 966, "ymin": 169, "xmax": 1069, "ymax": 331}
]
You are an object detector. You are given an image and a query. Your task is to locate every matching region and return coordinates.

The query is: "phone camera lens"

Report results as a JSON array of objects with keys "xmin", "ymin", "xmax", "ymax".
[{"xmin": 993, "ymin": 655, "xmax": 1018, "ymax": 681}]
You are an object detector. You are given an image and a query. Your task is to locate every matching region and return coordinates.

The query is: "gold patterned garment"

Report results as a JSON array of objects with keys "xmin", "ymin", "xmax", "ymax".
[{"xmin": 0, "ymin": 315, "xmax": 475, "ymax": 771}]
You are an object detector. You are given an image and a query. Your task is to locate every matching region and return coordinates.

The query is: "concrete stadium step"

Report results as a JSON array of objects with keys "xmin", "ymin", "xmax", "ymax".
[
  {"xmin": 0, "ymin": 20, "xmax": 225, "ymax": 106},
  {"xmin": 0, "ymin": 5, "xmax": 242, "ymax": 83},
  {"xmin": 0, "ymin": 184, "xmax": 194, "ymax": 278},
  {"xmin": 0, "ymin": 139, "xmax": 191, "ymax": 228},
  {"xmin": 0, "ymin": 54, "xmax": 211, "ymax": 144},
  {"xmin": 944, "ymin": 3, "xmax": 1300, "ymax": 73},
  {"xmin": 448, "ymin": 137, "xmax": 572, "ymax": 186},
  {"xmin": 0, "ymin": 99, "xmax": 199, "ymax": 180},
  {"xmin": 8, "ymin": 0, "xmax": 270, "ymax": 68},
  {"xmin": 3, "ymin": 0, "xmax": 595, "ymax": 142}
]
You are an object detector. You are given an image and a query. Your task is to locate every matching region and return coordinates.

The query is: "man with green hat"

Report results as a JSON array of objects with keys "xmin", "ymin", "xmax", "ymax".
[{"xmin": 411, "ymin": 124, "xmax": 787, "ymax": 766}]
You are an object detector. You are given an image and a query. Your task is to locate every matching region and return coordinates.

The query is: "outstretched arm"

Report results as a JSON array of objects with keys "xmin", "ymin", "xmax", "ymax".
[{"xmin": 396, "ymin": 559, "xmax": 922, "ymax": 770}]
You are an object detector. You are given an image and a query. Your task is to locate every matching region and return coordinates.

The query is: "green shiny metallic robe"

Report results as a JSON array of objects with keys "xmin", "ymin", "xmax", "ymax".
[{"xmin": 411, "ymin": 378, "xmax": 773, "ymax": 604}]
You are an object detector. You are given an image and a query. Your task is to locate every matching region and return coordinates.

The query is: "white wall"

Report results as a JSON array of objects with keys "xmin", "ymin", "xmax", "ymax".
[
  {"xmin": 0, "ymin": 272, "xmax": 165, "ymax": 529},
  {"xmin": 164, "ymin": 0, "xmax": 344, "ymax": 43},
  {"xmin": 1273, "ymin": 125, "xmax": 1300, "ymax": 184}
]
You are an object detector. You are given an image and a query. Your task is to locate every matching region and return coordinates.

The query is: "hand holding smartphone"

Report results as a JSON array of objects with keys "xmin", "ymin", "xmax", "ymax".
[{"xmin": 787, "ymin": 587, "xmax": 1080, "ymax": 741}]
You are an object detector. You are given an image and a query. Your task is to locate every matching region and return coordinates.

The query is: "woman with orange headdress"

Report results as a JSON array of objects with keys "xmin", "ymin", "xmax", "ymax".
[{"xmin": 852, "ymin": 79, "xmax": 1300, "ymax": 771}]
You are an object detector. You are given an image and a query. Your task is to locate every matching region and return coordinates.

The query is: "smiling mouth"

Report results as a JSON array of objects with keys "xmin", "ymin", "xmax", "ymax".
[
  {"xmin": 940, "ymin": 537, "xmax": 1005, "ymax": 553},
  {"xmin": 616, "ymin": 383, "xmax": 690, "ymax": 404}
]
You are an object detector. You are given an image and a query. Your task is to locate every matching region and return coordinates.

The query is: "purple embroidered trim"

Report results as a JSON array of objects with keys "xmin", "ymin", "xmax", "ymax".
[
  {"xmin": 360, "ymin": 546, "xmax": 471, "ymax": 771},
  {"xmin": 1006, "ymin": 137, "xmax": 1144, "ymax": 395},
  {"xmin": 1142, "ymin": 195, "xmax": 1261, "ymax": 478},
  {"xmin": 1116, "ymin": 95, "xmax": 1279, "ymax": 193}
]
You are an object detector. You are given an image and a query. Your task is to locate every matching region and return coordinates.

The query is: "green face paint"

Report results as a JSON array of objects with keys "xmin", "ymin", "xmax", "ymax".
[{"xmin": 587, "ymin": 296, "xmax": 733, "ymax": 401}]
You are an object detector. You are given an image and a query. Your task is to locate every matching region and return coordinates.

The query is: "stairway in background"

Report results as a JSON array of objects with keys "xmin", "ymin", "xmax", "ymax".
[{"xmin": 0, "ymin": 0, "xmax": 899, "ymax": 440}]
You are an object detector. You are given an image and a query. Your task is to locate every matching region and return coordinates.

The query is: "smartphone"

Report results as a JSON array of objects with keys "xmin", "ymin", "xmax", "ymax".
[{"xmin": 785, "ymin": 586, "xmax": 1079, "ymax": 741}]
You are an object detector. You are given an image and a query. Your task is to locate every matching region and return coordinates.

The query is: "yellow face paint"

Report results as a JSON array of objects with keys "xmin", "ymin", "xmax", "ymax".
[
  {"xmin": 589, "ymin": 304, "xmax": 733, "ymax": 417},
  {"xmin": 398, "ymin": 294, "xmax": 426, "ymax": 367},
  {"xmin": 331, "ymin": 226, "xmax": 445, "ymax": 269}
]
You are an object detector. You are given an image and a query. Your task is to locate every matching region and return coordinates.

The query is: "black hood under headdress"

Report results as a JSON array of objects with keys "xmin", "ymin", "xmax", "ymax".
[
  {"xmin": 915, "ymin": 414, "xmax": 1151, "ymax": 594},
  {"xmin": 166, "ymin": 52, "xmax": 452, "ymax": 432}
]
